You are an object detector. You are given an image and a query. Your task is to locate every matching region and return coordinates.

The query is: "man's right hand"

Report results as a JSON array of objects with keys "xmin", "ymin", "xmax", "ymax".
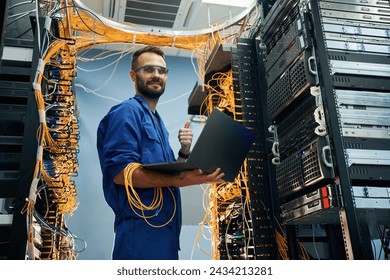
[{"xmin": 174, "ymin": 168, "xmax": 225, "ymax": 187}]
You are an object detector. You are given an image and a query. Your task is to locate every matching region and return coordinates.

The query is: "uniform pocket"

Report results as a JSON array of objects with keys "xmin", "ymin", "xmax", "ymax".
[
  {"xmin": 141, "ymin": 123, "xmax": 164, "ymax": 162},
  {"xmin": 143, "ymin": 124, "xmax": 160, "ymax": 143}
]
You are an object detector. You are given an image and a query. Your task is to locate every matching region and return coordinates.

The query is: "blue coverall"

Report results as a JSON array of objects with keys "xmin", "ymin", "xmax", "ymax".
[{"xmin": 97, "ymin": 94, "xmax": 182, "ymax": 260}]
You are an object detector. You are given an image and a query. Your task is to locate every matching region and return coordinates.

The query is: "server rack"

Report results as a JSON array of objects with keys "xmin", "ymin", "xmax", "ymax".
[
  {"xmin": 190, "ymin": 38, "xmax": 278, "ymax": 259},
  {"xmin": 1, "ymin": 2, "xmax": 80, "ymax": 259},
  {"xmin": 310, "ymin": 0, "xmax": 390, "ymax": 259},
  {"xmin": 256, "ymin": 0, "xmax": 390, "ymax": 259},
  {"xmin": 0, "ymin": 4, "xmax": 38, "ymax": 258},
  {"xmin": 231, "ymin": 38, "xmax": 278, "ymax": 259}
]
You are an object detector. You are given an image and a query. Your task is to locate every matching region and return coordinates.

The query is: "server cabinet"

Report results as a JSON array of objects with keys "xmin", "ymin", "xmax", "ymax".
[{"xmin": 257, "ymin": 0, "xmax": 390, "ymax": 259}]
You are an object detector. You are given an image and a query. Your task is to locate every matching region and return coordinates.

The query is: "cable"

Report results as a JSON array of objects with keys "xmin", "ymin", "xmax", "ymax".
[
  {"xmin": 35, "ymin": 1, "xmax": 42, "ymax": 57},
  {"xmin": 123, "ymin": 163, "xmax": 176, "ymax": 228},
  {"xmin": 50, "ymin": 0, "xmax": 107, "ymax": 37},
  {"xmin": 159, "ymin": 89, "xmax": 192, "ymax": 106},
  {"xmin": 312, "ymin": 224, "xmax": 321, "ymax": 260},
  {"xmin": 376, "ymin": 225, "xmax": 388, "ymax": 260},
  {"xmin": 371, "ymin": 238, "xmax": 377, "ymax": 260},
  {"xmin": 16, "ymin": 27, "xmax": 33, "ymax": 39},
  {"xmin": 191, "ymin": 204, "xmax": 213, "ymax": 260},
  {"xmin": 6, "ymin": 10, "xmax": 36, "ymax": 27},
  {"xmin": 75, "ymin": 83, "xmax": 121, "ymax": 103},
  {"xmin": 8, "ymin": 0, "xmax": 34, "ymax": 10},
  {"xmin": 75, "ymin": 47, "xmax": 134, "ymax": 103}
]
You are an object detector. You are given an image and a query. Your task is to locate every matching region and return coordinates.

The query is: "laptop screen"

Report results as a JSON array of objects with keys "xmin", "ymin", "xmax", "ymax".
[{"xmin": 187, "ymin": 109, "xmax": 256, "ymax": 181}]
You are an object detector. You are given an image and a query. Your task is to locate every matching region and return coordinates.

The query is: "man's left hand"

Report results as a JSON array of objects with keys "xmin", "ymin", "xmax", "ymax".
[{"xmin": 178, "ymin": 120, "xmax": 192, "ymax": 155}]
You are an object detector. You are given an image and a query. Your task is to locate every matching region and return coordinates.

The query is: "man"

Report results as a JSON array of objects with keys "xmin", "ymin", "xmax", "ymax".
[{"xmin": 97, "ymin": 45, "xmax": 224, "ymax": 260}]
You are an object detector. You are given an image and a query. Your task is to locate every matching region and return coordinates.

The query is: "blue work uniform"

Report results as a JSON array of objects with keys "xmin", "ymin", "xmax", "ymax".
[{"xmin": 97, "ymin": 94, "xmax": 182, "ymax": 260}]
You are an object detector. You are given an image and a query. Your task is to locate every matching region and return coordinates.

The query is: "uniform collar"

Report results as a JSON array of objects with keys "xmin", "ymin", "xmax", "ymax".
[{"xmin": 133, "ymin": 94, "xmax": 162, "ymax": 120}]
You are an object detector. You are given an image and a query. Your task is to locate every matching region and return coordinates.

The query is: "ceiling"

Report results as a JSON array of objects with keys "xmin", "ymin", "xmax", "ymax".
[
  {"xmin": 79, "ymin": 0, "xmax": 256, "ymax": 30},
  {"xmin": 3, "ymin": 0, "xmax": 257, "ymax": 57},
  {"xmin": 77, "ymin": 0, "xmax": 257, "ymax": 56}
]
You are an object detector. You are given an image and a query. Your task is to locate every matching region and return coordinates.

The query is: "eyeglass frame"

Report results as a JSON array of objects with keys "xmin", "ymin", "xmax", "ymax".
[{"xmin": 133, "ymin": 65, "xmax": 169, "ymax": 76}]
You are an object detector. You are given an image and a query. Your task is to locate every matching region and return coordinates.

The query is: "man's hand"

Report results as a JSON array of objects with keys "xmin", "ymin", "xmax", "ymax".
[
  {"xmin": 174, "ymin": 168, "xmax": 225, "ymax": 187},
  {"xmin": 178, "ymin": 120, "xmax": 192, "ymax": 155}
]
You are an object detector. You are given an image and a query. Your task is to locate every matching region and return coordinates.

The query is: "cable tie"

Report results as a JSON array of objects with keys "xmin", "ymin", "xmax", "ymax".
[
  {"xmin": 172, "ymin": 36, "xmax": 176, "ymax": 47},
  {"xmin": 32, "ymin": 82, "xmax": 41, "ymax": 92},
  {"xmin": 38, "ymin": 109, "xmax": 46, "ymax": 123},
  {"xmin": 28, "ymin": 178, "xmax": 40, "ymax": 202},
  {"xmin": 33, "ymin": 72, "xmax": 39, "ymax": 85},
  {"xmin": 36, "ymin": 145, "xmax": 43, "ymax": 160},
  {"xmin": 44, "ymin": 16, "xmax": 52, "ymax": 31},
  {"xmin": 37, "ymin": 58, "xmax": 45, "ymax": 74}
]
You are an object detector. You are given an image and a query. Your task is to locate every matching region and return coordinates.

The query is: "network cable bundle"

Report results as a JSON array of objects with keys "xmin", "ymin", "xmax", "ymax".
[
  {"xmin": 27, "ymin": 12, "xmax": 80, "ymax": 260},
  {"xmin": 258, "ymin": 0, "xmax": 390, "ymax": 259}
]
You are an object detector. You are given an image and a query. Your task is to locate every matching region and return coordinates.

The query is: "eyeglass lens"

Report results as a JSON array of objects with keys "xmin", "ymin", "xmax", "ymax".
[{"xmin": 137, "ymin": 65, "xmax": 168, "ymax": 75}]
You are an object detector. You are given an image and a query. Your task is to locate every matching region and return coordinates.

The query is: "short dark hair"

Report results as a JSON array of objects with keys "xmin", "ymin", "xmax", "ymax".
[{"xmin": 131, "ymin": 46, "xmax": 165, "ymax": 70}]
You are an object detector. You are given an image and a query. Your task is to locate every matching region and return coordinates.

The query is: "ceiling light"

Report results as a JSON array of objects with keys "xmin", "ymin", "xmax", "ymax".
[{"xmin": 201, "ymin": 0, "xmax": 254, "ymax": 8}]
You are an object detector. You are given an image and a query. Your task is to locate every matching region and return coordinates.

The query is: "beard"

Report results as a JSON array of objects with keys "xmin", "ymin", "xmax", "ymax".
[{"xmin": 136, "ymin": 74, "xmax": 165, "ymax": 100}]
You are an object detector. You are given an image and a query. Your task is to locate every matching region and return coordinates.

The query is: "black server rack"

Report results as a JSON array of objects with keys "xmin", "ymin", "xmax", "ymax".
[
  {"xmin": 231, "ymin": 38, "xmax": 278, "ymax": 259},
  {"xmin": 256, "ymin": 0, "xmax": 390, "ymax": 259},
  {"xmin": 0, "ymin": 7, "xmax": 38, "ymax": 259},
  {"xmin": 1, "ymin": 2, "xmax": 80, "ymax": 259},
  {"xmin": 0, "ymin": 0, "xmax": 7, "ymax": 60},
  {"xmin": 190, "ymin": 38, "xmax": 278, "ymax": 259}
]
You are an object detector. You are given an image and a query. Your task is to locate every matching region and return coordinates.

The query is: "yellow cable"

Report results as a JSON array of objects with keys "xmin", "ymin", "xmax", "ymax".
[{"xmin": 123, "ymin": 163, "xmax": 176, "ymax": 228}]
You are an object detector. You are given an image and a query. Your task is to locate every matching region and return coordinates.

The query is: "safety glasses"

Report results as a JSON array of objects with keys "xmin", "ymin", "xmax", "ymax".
[{"xmin": 133, "ymin": 65, "xmax": 169, "ymax": 76}]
